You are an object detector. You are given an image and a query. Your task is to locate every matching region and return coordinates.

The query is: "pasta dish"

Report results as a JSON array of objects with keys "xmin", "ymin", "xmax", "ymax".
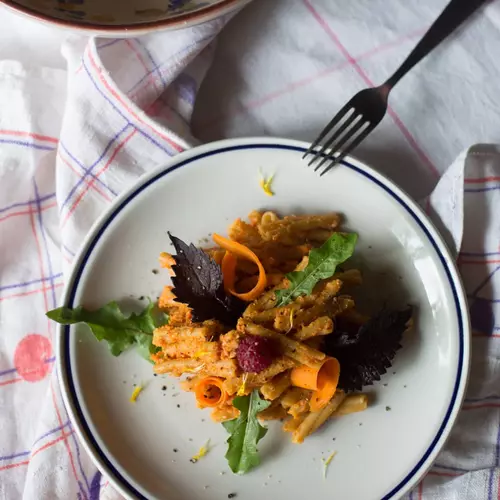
[{"xmin": 48, "ymin": 210, "xmax": 413, "ymax": 474}]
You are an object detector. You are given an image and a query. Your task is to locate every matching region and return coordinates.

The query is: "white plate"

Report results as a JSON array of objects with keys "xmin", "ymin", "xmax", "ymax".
[{"xmin": 57, "ymin": 137, "xmax": 470, "ymax": 500}]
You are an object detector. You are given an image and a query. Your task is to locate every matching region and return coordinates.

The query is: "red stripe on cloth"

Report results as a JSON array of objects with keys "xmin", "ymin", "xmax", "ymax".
[
  {"xmin": 0, "ymin": 202, "xmax": 57, "ymax": 224},
  {"xmin": 0, "ymin": 378, "xmax": 23, "ymax": 387},
  {"xmin": 50, "ymin": 382, "xmax": 81, "ymax": 488},
  {"xmin": 125, "ymin": 40, "xmax": 160, "ymax": 94},
  {"xmin": 0, "ymin": 428, "xmax": 74, "ymax": 475},
  {"xmin": 301, "ymin": 0, "xmax": 439, "ymax": 178},
  {"xmin": 58, "ymin": 153, "xmax": 113, "ymax": 203},
  {"xmin": 473, "ymin": 334, "xmax": 500, "ymax": 339},
  {"xmin": 29, "ymin": 198, "xmax": 81, "ymax": 488},
  {"xmin": 425, "ymin": 197, "xmax": 431, "ymax": 215},
  {"xmin": 86, "ymin": 47, "xmax": 183, "ymax": 153},
  {"xmin": 28, "ymin": 207, "xmax": 52, "ymax": 336},
  {"xmin": 462, "ymin": 403, "xmax": 500, "ymax": 410},
  {"xmin": 418, "ymin": 479, "xmax": 424, "ymax": 500},
  {"xmin": 428, "ymin": 470, "xmax": 462, "ymax": 478},
  {"xmin": 61, "ymin": 128, "xmax": 137, "ymax": 228},
  {"xmin": 465, "ymin": 176, "xmax": 500, "ymax": 184},
  {"xmin": 0, "ymin": 282, "xmax": 64, "ymax": 302},
  {"xmin": 0, "ymin": 460, "xmax": 30, "ymax": 472},
  {"xmin": 31, "ymin": 430, "xmax": 75, "ymax": 459},
  {"xmin": 459, "ymin": 258, "xmax": 500, "ymax": 265},
  {"xmin": 0, "ymin": 130, "xmax": 58, "ymax": 144},
  {"xmin": 202, "ymin": 28, "xmax": 425, "ymax": 130}
]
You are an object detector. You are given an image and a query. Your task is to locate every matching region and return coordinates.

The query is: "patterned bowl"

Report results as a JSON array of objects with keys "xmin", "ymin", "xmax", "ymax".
[{"xmin": 1, "ymin": 0, "xmax": 251, "ymax": 35}]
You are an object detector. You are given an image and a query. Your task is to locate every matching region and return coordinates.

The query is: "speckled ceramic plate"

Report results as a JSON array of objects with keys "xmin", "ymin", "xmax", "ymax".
[
  {"xmin": 2, "ymin": 0, "xmax": 251, "ymax": 36},
  {"xmin": 57, "ymin": 137, "xmax": 470, "ymax": 500}
]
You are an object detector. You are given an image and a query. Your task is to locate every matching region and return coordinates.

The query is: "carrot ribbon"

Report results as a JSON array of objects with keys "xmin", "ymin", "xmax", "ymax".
[
  {"xmin": 194, "ymin": 377, "xmax": 227, "ymax": 408},
  {"xmin": 290, "ymin": 357, "xmax": 340, "ymax": 412},
  {"xmin": 212, "ymin": 234, "xmax": 267, "ymax": 302}
]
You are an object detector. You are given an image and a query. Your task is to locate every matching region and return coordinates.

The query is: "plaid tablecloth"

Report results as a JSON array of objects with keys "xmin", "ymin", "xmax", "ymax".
[{"xmin": 1, "ymin": 1, "xmax": 500, "ymax": 498}]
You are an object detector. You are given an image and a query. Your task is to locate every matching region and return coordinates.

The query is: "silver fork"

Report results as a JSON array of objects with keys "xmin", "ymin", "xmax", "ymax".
[{"xmin": 305, "ymin": 0, "xmax": 488, "ymax": 176}]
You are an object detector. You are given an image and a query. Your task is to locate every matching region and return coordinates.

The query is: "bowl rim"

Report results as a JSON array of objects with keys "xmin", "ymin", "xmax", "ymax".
[
  {"xmin": 57, "ymin": 136, "xmax": 471, "ymax": 500},
  {"xmin": 1, "ymin": 0, "xmax": 250, "ymax": 35}
]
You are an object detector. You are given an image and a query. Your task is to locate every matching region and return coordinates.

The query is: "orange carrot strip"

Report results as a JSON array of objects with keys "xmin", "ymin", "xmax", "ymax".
[
  {"xmin": 290, "ymin": 357, "xmax": 340, "ymax": 412},
  {"xmin": 221, "ymin": 251, "xmax": 238, "ymax": 292},
  {"xmin": 213, "ymin": 234, "xmax": 267, "ymax": 302},
  {"xmin": 194, "ymin": 377, "xmax": 227, "ymax": 408}
]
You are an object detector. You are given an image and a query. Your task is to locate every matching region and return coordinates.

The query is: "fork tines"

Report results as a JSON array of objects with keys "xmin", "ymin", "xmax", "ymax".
[{"xmin": 303, "ymin": 108, "xmax": 373, "ymax": 176}]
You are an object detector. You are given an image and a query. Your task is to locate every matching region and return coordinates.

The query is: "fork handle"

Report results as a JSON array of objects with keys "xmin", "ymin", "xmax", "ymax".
[{"xmin": 385, "ymin": 0, "xmax": 487, "ymax": 89}]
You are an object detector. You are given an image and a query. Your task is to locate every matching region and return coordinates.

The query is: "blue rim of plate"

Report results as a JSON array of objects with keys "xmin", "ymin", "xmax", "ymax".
[{"xmin": 61, "ymin": 142, "xmax": 466, "ymax": 500}]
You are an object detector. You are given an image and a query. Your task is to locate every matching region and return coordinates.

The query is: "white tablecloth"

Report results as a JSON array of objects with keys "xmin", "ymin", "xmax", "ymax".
[{"xmin": 1, "ymin": 1, "xmax": 500, "ymax": 499}]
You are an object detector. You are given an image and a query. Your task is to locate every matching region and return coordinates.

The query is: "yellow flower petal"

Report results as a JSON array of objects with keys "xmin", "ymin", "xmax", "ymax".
[
  {"xmin": 191, "ymin": 440, "xmax": 211, "ymax": 462},
  {"xmin": 237, "ymin": 373, "xmax": 249, "ymax": 396},
  {"xmin": 322, "ymin": 451, "xmax": 337, "ymax": 479},
  {"xmin": 259, "ymin": 172, "xmax": 275, "ymax": 196},
  {"xmin": 194, "ymin": 350, "xmax": 210, "ymax": 358},
  {"xmin": 130, "ymin": 385, "xmax": 143, "ymax": 403}
]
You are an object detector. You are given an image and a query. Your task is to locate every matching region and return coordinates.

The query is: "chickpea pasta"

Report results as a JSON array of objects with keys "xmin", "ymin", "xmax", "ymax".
[
  {"xmin": 49, "ymin": 210, "xmax": 413, "ymax": 475},
  {"xmin": 150, "ymin": 210, "xmax": 413, "ymax": 464}
]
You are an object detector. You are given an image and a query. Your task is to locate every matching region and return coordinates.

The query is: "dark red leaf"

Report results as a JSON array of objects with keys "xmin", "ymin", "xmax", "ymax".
[
  {"xmin": 169, "ymin": 233, "xmax": 245, "ymax": 326},
  {"xmin": 326, "ymin": 307, "xmax": 412, "ymax": 392}
]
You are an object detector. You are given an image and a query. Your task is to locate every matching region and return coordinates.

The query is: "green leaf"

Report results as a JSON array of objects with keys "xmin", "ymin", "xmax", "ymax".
[
  {"xmin": 275, "ymin": 232, "xmax": 358, "ymax": 307},
  {"xmin": 222, "ymin": 390, "xmax": 271, "ymax": 474},
  {"xmin": 46, "ymin": 300, "xmax": 168, "ymax": 360}
]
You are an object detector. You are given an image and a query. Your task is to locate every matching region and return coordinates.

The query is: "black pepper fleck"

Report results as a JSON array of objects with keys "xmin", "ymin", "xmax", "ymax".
[
  {"xmin": 162, "ymin": 386, "xmax": 167, "ymax": 391},
  {"xmin": 404, "ymin": 385, "xmax": 407, "ymax": 388},
  {"xmin": 173, "ymin": 449, "xmax": 178, "ymax": 453},
  {"xmin": 138, "ymin": 296, "xmax": 145, "ymax": 301},
  {"xmin": 228, "ymin": 494, "xmax": 237, "ymax": 499},
  {"xmin": 332, "ymin": 437, "xmax": 336, "ymax": 441},
  {"xmin": 152, "ymin": 269, "xmax": 159, "ymax": 275},
  {"xmin": 386, "ymin": 406, "xmax": 391, "ymax": 411},
  {"xmin": 383, "ymin": 383, "xmax": 388, "ymax": 387},
  {"xmin": 190, "ymin": 458, "xmax": 197, "ymax": 464},
  {"xmin": 154, "ymin": 374, "xmax": 157, "ymax": 377}
]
